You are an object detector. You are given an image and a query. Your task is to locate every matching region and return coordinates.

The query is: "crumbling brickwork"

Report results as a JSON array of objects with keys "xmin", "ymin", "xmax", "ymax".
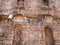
[{"xmin": 0, "ymin": 0, "xmax": 60, "ymax": 45}]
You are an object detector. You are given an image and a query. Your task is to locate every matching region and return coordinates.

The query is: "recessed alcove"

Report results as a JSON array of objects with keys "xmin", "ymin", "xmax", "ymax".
[
  {"xmin": 0, "ymin": 14, "xmax": 8, "ymax": 21},
  {"xmin": 13, "ymin": 24, "xmax": 23, "ymax": 45},
  {"xmin": 13, "ymin": 14, "xmax": 25, "ymax": 22},
  {"xmin": 45, "ymin": 26, "xmax": 55, "ymax": 45},
  {"xmin": 42, "ymin": 0, "xmax": 49, "ymax": 6},
  {"xmin": 42, "ymin": 14, "xmax": 53, "ymax": 23}
]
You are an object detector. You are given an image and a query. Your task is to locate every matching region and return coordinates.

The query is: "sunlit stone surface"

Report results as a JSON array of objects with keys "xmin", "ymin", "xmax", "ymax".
[{"xmin": 0, "ymin": 0, "xmax": 60, "ymax": 45}]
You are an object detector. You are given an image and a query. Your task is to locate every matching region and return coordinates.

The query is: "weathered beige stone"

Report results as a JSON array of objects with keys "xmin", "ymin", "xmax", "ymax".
[{"xmin": 0, "ymin": 0, "xmax": 60, "ymax": 45}]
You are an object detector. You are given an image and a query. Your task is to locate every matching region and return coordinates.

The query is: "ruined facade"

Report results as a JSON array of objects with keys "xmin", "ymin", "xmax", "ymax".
[{"xmin": 0, "ymin": 0, "xmax": 60, "ymax": 45}]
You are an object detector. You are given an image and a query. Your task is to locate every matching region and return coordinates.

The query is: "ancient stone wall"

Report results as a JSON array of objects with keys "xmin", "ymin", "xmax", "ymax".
[
  {"xmin": 0, "ymin": 0, "xmax": 60, "ymax": 45},
  {"xmin": 0, "ymin": 0, "xmax": 17, "ymax": 14}
]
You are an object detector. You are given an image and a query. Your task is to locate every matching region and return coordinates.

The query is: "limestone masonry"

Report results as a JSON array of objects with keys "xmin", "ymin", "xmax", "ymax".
[{"xmin": 0, "ymin": 0, "xmax": 60, "ymax": 45}]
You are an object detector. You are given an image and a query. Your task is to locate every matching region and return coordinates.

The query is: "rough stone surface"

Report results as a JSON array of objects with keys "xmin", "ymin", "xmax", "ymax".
[{"xmin": 0, "ymin": 0, "xmax": 60, "ymax": 45}]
